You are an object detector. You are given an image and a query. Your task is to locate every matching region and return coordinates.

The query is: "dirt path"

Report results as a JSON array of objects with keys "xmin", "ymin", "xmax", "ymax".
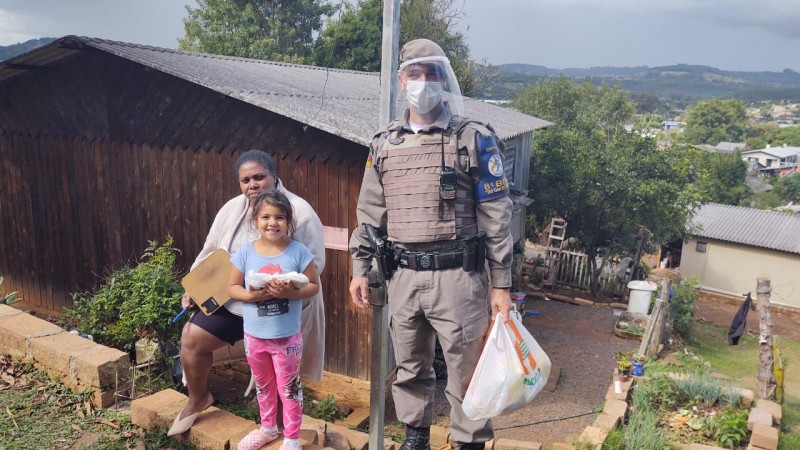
[{"xmin": 487, "ymin": 299, "xmax": 638, "ymax": 446}]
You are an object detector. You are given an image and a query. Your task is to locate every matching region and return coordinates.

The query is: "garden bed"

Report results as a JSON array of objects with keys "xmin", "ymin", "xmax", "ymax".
[{"xmin": 606, "ymin": 354, "xmax": 760, "ymax": 450}]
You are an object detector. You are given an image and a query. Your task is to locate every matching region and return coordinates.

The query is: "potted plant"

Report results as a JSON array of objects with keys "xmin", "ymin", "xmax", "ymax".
[
  {"xmin": 616, "ymin": 352, "xmax": 632, "ymax": 380},
  {"xmin": 631, "ymin": 354, "xmax": 646, "ymax": 377}
]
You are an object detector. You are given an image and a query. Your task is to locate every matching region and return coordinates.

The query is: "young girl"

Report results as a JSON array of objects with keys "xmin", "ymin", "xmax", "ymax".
[{"xmin": 228, "ymin": 190, "xmax": 320, "ymax": 450}]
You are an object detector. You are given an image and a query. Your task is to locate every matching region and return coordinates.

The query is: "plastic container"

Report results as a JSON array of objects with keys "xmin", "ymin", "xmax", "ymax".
[{"xmin": 626, "ymin": 280, "xmax": 658, "ymax": 315}]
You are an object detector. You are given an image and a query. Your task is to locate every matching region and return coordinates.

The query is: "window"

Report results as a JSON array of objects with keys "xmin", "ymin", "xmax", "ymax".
[
  {"xmin": 696, "ymin": 241, "xmax": 708, "ymax": 253},
  {"xmin": 502, "ymin": 145, "xmax": 516, "ymax": 186}
]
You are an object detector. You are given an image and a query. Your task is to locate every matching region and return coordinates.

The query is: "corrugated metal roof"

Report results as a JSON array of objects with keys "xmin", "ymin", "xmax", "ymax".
[
  {"xmin": 742, "ymin": 147, "xmax": 800, "ymax": 159},
  {"xmin": 689, "ymin": 203, "xmax": 800, "ymax": 255},
  {"xmin": 0, "ymin": 36, "xmax": 551, "ymax": 146}
]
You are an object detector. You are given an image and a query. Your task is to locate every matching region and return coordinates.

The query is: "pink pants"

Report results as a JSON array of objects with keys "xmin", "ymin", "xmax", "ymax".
[{"xmin": 243, "ymin": 332, "xmax": 303, "ymax": 438}]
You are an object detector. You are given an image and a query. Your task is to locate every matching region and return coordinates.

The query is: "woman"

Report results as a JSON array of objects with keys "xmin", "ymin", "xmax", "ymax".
[{"xmin": 169, "ymin": 149, "xmax": 325, "ymax": 436}]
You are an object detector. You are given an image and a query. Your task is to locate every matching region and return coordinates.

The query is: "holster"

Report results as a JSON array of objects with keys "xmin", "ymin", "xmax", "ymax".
[{"xmin": 462, "ymin": 231, "xmax": 487, "ymax": 272}]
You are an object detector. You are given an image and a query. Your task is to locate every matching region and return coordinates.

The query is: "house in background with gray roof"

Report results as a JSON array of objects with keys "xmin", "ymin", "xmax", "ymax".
[
  {"xmin": 680, "ymin": 203, "xmax": 800, "ymax": 310},
  {"xmin": 0, "ymin": 36, "xmax": 550, "ymax": 381},
  {"xmin": 741, "ymin": 145, "xmax": 800, "ymax": 178}
]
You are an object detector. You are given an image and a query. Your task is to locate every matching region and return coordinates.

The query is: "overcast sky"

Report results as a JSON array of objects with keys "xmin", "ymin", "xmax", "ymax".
[{"xmin": 0, "ymin": 0, "xmax": 798, "ymax": 72}]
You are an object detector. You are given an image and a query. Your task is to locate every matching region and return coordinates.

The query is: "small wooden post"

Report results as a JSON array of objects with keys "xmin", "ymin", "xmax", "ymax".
[
  {"xmin": 756, "ymin": 277, "xmax": 776, "ymax": 400},
  {"xmin": 638, "ymin": 278, "xmax": 670, "ymax": 357}
]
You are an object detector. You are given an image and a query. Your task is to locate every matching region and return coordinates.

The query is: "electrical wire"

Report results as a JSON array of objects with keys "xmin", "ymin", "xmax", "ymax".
[
  {"xmin": 492, "ymin": 410, "xmax": 597, "ymax": 430},
  {"xmin": 303, "ymin": 0, "xmax": 346, "ymax": 133}
]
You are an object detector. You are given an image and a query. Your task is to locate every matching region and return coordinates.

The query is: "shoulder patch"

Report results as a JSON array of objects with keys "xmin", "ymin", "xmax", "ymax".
[{"xmin": 475, "ymin": 132, "xmax": 509, "ymax": 202}]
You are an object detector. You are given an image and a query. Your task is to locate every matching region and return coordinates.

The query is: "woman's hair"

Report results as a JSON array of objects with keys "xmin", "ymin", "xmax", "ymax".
[
  {"xmin": 250, "ymin": 190, "xmax": 296, "ymax": 238},
  {"xmin": 235, "ymin": 149, "xmax": 279, "ymax": 187}
]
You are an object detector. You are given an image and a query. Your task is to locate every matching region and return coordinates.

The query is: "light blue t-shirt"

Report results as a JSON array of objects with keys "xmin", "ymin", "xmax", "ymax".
[{"xmin": 230, "ymin": 240, "xmax": 314, "ymax": 339}]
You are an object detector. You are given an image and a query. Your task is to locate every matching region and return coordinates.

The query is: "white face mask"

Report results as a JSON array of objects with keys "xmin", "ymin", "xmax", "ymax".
[{"xmin": 406, "ymin": 81, "xmax": 443, "ymax": 114}]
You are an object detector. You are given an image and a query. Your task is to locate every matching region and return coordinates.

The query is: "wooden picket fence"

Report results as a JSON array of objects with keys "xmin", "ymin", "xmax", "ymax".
[{"xmin": 555, "ymin": 250, "xmax": 624, "ymax": 295}]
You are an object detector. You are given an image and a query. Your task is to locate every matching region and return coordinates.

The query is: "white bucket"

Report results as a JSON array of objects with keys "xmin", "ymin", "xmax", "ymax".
[{"xmin": 627, "ymin": 280, "xmax": 658, "ymax": 315}]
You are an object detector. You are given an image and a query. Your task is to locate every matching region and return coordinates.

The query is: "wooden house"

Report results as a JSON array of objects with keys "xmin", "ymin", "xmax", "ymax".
[{"xmin": 0, "ymin": 36, "xmax": 550, "ymax": 380}]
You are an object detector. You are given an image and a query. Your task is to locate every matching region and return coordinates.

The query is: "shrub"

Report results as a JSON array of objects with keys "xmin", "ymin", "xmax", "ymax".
[
  {"xmin": 61, "ymin": 237, "xmax": 184, "ymax": 352},
  {"xmin": 711, "ymin": 407, "xmax": 748, "ymax": 449},
  {"xmin": 0, "ymin": 276, "xmax": 21, "ymax": 305},
  {"xmin": 669, "ymin": 277, "xmax": 700, "ymax": 342},
  {"xmin": 676, "ymin": 371, "xmax": 723, "ymax": 406}
]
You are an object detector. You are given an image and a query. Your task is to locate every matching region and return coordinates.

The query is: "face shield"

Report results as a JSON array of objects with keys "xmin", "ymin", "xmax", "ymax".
[{"xmin": 397, "ymin": 55, "xmax": 464, "ymax": 119}]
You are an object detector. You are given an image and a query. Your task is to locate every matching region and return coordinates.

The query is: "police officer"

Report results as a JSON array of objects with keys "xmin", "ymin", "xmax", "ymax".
[{"xmin": 349, "ymin": 39, "xmax": 513, "ymax": 450}]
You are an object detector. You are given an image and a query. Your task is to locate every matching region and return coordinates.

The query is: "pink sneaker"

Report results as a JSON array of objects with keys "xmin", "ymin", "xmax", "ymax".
[{"xmin": 237, "ymin": 428, "xmax": 280, "ymax": 450}]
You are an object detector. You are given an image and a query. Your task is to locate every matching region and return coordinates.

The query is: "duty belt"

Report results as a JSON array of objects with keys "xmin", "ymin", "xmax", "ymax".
[{"xmin": 398, "ymin": 251, "xmax": 463, "ymax": 271}]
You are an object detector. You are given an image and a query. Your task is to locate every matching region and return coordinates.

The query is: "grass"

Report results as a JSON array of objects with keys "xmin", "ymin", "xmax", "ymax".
[
  {"xmin": 686, "ymin": 322, "xmax": 800, "ymax": 448},
  {"xmin": 0, "ymin": 355, "xmax": 196, "ymax": 450}
]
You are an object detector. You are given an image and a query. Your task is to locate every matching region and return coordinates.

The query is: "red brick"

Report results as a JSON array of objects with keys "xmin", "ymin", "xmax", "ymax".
[
  {"xmin": 327, "ymin": 422, "xmax": 369, "ymax": 450},
  {"xmin": 748, "ymin": 408, "xmax": 773, "ymax": 431},
  {"xmin": 430, "ymin": 425, "xmax": 450, "ymax": 448},
  {"xmin": 72, "ymin": 345, "xmax": 130, "ymax": 389},
  {"xmin": 750, "ymin": 424, "xmax": 779, "ymax": 450},
  {"xmin": 578, "ymin": 426, "xmax": 607, "ymax": 449},
  {"xmin": 755, "ymin": 399, "xmax": 782, "ymax": 423},
  {"xmin": 551, "ymin": 444, "xmax": 577, "ymax": 450},
  {"xmin": 602, "ymin": 399, "xmax": 628, "ymax": 419},
  {"xmin": 0, "ymin": 313, "xmax": 62, "ymax": 358},
  {"xmin": 131, "ymin": 389, "xmax": 188, "ymax": 429},
  {"xmin": 188, "ymin": 408, "xmax": 256, "ymax": 450},
  {"xmin": 0, "ymin": 305, "xmax": 22, "ymax": 317},
  {"xmin": 29, "ymin": 332, "xmax": 96, "ymax": 380},
  {"xmin": 592, "ymin": 412, "xmax": 621, "ymax": 431},
  {"xmin": 493, "ymin": 437, "xmax": 542, "ymax": 450}
]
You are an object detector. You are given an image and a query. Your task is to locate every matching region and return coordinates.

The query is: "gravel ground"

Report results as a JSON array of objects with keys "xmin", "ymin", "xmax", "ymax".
[{"xmin": 428, "ymin": 297, "xmax": 639, "ymax": 447}]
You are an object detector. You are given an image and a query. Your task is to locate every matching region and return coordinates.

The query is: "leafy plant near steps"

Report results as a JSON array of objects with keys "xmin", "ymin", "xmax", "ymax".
[
  {"xmin": 61, "ymin": 237, "xmax": 185, "ymax": 353},
  {"xmin": 711, "ymin": 407, "xmax": 748, "ymax": 449},
  {"xmin": 0, "ymin": 276, "xmax": 21, "ymax": 305}
]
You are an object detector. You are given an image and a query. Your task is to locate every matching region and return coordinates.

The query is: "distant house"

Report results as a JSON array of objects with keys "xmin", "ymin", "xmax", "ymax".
[
  {"xmin": 693, "ymin": 144, "xmax": 718, "ymax": 153},
  {"xmin": 662, "ymin": 120, "xmax": 681, "ymax": 131},
  {"xmin": 681, "ymin": 203, "xmax": 800, "ymax": 310},
  {"xmin": 714, "ymin": 142, "xmax": 749, "ymax": 153},
  {"xmin": 0, "ymin": 36, "xmax": 551, "ymax": 381},
  {"xmin": 741, "ymin": 145, "xmax": 800, "ymax": 177}
]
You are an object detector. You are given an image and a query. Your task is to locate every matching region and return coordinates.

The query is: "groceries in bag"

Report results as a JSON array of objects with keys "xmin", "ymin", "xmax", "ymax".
[{"xmin": 462, "ymin": 307, "xmax": 551, "ymax": 420}]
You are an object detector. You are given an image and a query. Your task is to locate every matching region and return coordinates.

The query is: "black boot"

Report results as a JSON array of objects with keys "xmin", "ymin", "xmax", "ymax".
[
  {"xmin": 452, "ymin": 442, "xmax": 485, "ymax": 450},
  {"xmin": 399, "ymin": 425, "xmax": 430, "ymax": 450}
]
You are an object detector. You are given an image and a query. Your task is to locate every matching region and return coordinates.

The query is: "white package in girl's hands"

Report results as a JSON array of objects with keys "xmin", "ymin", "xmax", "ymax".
[{"xmin": 246, "ymin": 271, "xmax": 309, "ymax": 290}]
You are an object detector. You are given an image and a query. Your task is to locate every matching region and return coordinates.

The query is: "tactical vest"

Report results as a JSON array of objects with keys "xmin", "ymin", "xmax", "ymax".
[{"xmin": 376, "ymin": 124, "xmax": 478, "ymax": 243}]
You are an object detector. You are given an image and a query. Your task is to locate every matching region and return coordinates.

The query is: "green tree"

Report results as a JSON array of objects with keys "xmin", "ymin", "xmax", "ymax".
[
  {"xmin": 681, "ymin": 99, "xmax": 748, "ymax": 145},
  {"xmin": 313, "ymin": 0, "xmax": 383, "ymax": 71},
  {"xmin": 179, "ymin": 0, "xmax": 334, "ymax": 63},
  {"xmin": 515, "ymin": 78, "xmax": 694, "ymax": 294},
  {"xmin": 682, "ymin": 148, "xmax": 749, "ymax": 205},
  {"xmin": 313, "ymin": 0, "xmax": 490, "ymax": 96},
  {"xmin": 772, "ymin": 175, "xmax": 800, "ymax": 204}
]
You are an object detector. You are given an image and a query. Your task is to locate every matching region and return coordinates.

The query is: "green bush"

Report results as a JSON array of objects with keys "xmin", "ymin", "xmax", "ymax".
[
  {"xmin": 669, "ymin": 277, "xmax": 700, "ymax": 342},
  {"xmin": 711, "ymin": 407, "xmax": 748, "ymax": 449},
  {"xmin": 676, "ymin": 371, "xmax": 723, "ymax": 406},
  {"xmin": 61, "ymin": 238, "xmax": 185, "ymax": 352},
  {"xmin": 0, "ymin": 276, "xmax": 21, "ymax": 305}
]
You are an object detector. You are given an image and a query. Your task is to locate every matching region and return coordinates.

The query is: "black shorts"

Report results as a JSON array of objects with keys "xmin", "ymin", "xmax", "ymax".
[{"xmin": 188, "ymin": 307, "xmax": 244, "ymax": 345}]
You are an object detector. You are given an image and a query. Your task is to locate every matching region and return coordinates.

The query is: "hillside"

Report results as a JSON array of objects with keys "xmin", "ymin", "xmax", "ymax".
[
  {"xmin": 0, "ymin": 38, "xmax": 57, "ymax": 61},
  {"xmin": 479, "ymin": 63, "xmax": 800, "ymax": 105}
]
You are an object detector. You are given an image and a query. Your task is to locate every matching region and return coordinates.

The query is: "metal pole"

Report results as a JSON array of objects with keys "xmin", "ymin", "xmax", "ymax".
[{"xmin": 370, "ymin": 2, "xmax": 400, "ymax": 450}]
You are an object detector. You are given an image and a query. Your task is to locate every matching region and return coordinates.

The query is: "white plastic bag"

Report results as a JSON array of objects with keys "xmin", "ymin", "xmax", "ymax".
[{"xmin": 462, "ymin": 307, "xmax": 551, "ymax": 420}]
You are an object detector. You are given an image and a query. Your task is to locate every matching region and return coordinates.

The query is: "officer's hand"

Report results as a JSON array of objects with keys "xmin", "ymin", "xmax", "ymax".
[
  {"xmin": 490, "ymin": 288, "xmax": 512, "ymax": 323},
  {"xmin": 181, "ymin": 291, "xmax": 196, "ymax": 309},
  {"xmin": 349, "ymin": 277, "xmax": 370, "ymax": 309}
]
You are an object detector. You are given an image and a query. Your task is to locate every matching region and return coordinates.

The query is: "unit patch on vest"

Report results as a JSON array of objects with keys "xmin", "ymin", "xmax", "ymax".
[{"xmin": 476, "ymin": 133, "xmax": 510, "ymax": 202}]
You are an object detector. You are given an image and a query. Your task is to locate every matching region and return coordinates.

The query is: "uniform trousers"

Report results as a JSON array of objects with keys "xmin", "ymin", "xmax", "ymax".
[
  {"xmin": 244, "ymin": 332, "xmax": 304, "ymax": 438},
  {"xmin": 387, "ymin": 265, "xmax": 492, "ymax": 444}
]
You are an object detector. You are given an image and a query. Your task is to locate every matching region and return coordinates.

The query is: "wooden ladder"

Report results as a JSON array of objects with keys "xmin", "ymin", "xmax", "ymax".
[{"xmin": 544, "ymin": 217, "xmax": 567, "ymax": 287}]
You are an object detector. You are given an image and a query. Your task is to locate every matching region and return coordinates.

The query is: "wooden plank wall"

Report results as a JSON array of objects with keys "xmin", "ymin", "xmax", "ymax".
[{"xmin": 0, "ymin": 50, "xmax": 374, "ymax": 380}]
